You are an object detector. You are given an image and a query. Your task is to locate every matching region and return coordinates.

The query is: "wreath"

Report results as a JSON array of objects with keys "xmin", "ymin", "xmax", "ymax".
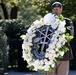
[{"xmin": 21, "ymin": 13, "xmax": 73, "ymax": 73}]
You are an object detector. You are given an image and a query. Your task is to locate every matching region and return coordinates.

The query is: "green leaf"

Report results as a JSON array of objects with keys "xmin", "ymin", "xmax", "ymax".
[
  {"xmin": 0, "ymin": 0, "xmax": 1, "ymax": 3},
  {"xmin": 27, "ymin": 65, "xmax": 34, "ymax": 70},
  {"xmin": 69, "ymin": 36, "xmax": 74, "ymax": 39},
  {"xmin": 38, "ymin": 69, "xmax": 46, "ymax": 74},
  {"xmin": 59, "ymin": 15, "xmax": 65, "ymax": 21},
  {"xmin": 65, "ymin": 33, "xmax": 74, "ymax": 42},
  {"xmin": 60, "ymin": 46, "xmax": 69, "ymax": 52},
  {"xmin": 49, "ymin": 67, "xmax": 55, "ymax": 72},
  {"xmin": 25, "ymin": 0, "xmax": 28, "ymax": 2},
  {"xmin": 20, "ymin": 35, "xmax": 24, "ymax": 39}
]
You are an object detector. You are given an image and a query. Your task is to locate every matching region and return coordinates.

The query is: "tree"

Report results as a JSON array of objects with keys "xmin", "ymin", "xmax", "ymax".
[
  {"xmin": 58, "ymin": 0, "xmax": 76, "ymax": 20},
  {"xmin": 2, "ymin": 0, "xmax": 76, "ymax": 20},
  {"xmin": 31, "ymin": 0, "xmax": 76, "ymax": 20}
]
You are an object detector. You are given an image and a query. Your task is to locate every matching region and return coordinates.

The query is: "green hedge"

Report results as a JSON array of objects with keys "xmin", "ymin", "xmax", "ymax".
[
  {"xmin": 0, "ymin": 19, "xmax": 25, "ymax": 34},
  {"xmin": 0, "ymin": 19, "xmax": 25, "ymax": 74},
  {"xmin": 0, "ymin": 26, "xmax": 8, "ymax": 75}
]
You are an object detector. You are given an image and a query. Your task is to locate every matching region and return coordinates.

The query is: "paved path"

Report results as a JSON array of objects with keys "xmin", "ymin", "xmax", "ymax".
[
  {"xmin": 69, "ymin": 71, "xmax": 76, "ymax": 75},
  {"xmin": 4, "ymin": 70, "xmax": 76, "ymax": 75}
]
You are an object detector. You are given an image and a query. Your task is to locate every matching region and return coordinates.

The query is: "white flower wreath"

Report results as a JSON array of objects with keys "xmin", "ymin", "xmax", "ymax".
[{"xmin": 21, "ymin": 13, "xmax": 73, "ymax": 72}]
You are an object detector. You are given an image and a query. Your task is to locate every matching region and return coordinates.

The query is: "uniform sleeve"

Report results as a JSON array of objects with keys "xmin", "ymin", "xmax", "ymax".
[
  {"xmin": 69, "ymin": 20, "xmax": 74, "ymax": 36},
  {"xmin": 66, "ymin": 19, "xmax": 74, "ymax": 36}
]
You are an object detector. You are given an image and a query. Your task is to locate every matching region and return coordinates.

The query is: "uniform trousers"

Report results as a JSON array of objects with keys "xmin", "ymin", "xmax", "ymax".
[{"xmin": 46, "ymin": 61, "xmax": 69, "ymax": 75}]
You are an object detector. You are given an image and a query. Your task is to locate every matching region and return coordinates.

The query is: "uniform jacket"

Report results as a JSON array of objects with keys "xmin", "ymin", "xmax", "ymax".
[{"xmin": 61, "ymin": 18, "xmax": 74, "ymax": 61}]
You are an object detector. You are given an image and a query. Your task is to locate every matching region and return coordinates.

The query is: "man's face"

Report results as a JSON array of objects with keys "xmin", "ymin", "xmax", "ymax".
[{"xmin": 52, "ymin": 7, "xmax": 62, "ymax": 15}]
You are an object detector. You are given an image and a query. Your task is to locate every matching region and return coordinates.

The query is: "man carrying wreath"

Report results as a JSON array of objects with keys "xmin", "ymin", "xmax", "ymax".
[
  {"xmin": 46, "ymin": 2, "xmax": 74, "ymax": 75},
  {"xmin": 21, "ymin": 1, "xmax": 74, "ymax": 75}
]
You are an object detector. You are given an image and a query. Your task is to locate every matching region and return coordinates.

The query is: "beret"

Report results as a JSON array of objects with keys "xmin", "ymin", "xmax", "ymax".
[{"xmin": 51, "ymin": 2, "xmax": 62, "ymax": 9}]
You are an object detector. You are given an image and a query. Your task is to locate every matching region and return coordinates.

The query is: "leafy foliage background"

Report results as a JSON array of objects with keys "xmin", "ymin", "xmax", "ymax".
[{"xmin": 0, "ymin": 25, "xmax": 8, "ymax": 74}]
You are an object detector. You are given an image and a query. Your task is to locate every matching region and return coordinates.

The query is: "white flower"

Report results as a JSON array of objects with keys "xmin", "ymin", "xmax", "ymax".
[
  {"xmin": 22, "ymin": 44, "xmax": 31, "ymax": 52},
  {"xmin": 43, "ymin": 13, "xmax": 56, "ymax": 25},
  {"xmin": 58, "ymin": 27, "xmax": 66, "ymax": 32},
  {"xmin": 42, "ymin": 64, "xmax": 50, "ymax": 71},
  {"xmin": 45, "ymin": 50, "xmax": 56, "ymax": 60},
  {"xmin": 24, "ymin": 41, "xmax": 33, "ymax": 46},
  {"xmin": 43, "ymin": 59, "xmax": 55, "ymax": 71},
  {"xmin": 40, "ymin": 18, "xmax": 44, "ymax": 26},
  {"xmin": 62, "ymin": 41, "xmax": 66, "ymax": 45},
  {"xmin": 21, "ymin": 33, "xmax": 29, "ymax": 41},
  {"xmin": 31, "ymin": 26, "xmax": 36, "ymax": 31},
  {"xmin": 56, "ymin": 42, "xmax": 62, "ymax": 49},
  {"xmin": 22, "ymin": 41, "xmax": 32, "ymax": 50},
  {"xmin": 49, "ymin": 51, "xmax": 56, "ymax": 60},
  {"xmin": 59, "ymin": 20, "xmax": 66, "ymax": 27},
  {"xmin": 51, "ymin": 19, "xmax": 59, "ymax": 29},
  {"xmin": 38, "ymin": 60, "xmax": 44, "ymax": 70},
  {"xmin": 44, "ymin": 59, "xmax": 51, "ymax": 66},
  {"xmin": 22, "ymin": 50, "xmax": 32, "ymax": 62},
  {"xmin": 46, "ymin": 48, "xmax": 51, "ymax": 53},
  {"xmin": 20, "ymin": 35, "xmax": 26, "ymax": 40},
  {"xmin": 48, "ymin": 60, "xmax": 53, "ymax": 65},
  {"xmin": 59, "ymin": 51, "xmax": 65, "ymax": 56},
  {"xmin": 58, "ymin": 21, "xmax": 66, "ymax": 32},
  {"xmin": 33, "ymin": 20, "xmax": 42, "ymax": 28},
  {"xmin": 28, "ymin": 37, "xmax": 32, "ymax": 42},
  {"xmin": 27, "ymin": 27, "xmax": 33, "ymax": 34},
  {"xmin": 55, "ymin": 48, "xmax": 59, "ymax": 51},
  {"xmin": 59, "ymin": 35, "xmax": 65, "ymax": 43},
  {"xmin": 51, "ymin": 62, "xmax": 55, "ymax": 68},
  {"xmin": 31, "ymin": 34, "xmax": 36, "ymax": 38},
  {"xmin": 32, "ymin": 60, "xmax": 43, "ymax": 71},
  {"xmin": 22, "ymin": 44, "xmax": 25, "ymax": 50},
  {"xmin": 45, "ymin": 52, "xmax": 50, "ymax": 58},
  {"xmin": 49, "ymin": 43, "xmax": 56, "ymax": 49}
]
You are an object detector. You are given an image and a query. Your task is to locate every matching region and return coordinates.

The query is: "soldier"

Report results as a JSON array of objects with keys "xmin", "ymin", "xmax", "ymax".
[{"xmin": 46, "ymin": 2, "xmax": 74, "ymax": 75}]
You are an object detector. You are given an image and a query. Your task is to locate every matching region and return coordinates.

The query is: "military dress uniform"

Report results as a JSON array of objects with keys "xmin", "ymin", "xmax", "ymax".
[
  {"xmin": 46, "ymin": 18, "xmax": 74, "ymax": 75},
  {"xmin": 45, "ymin": 2, "xmax": 74, "ymax": 75}
]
